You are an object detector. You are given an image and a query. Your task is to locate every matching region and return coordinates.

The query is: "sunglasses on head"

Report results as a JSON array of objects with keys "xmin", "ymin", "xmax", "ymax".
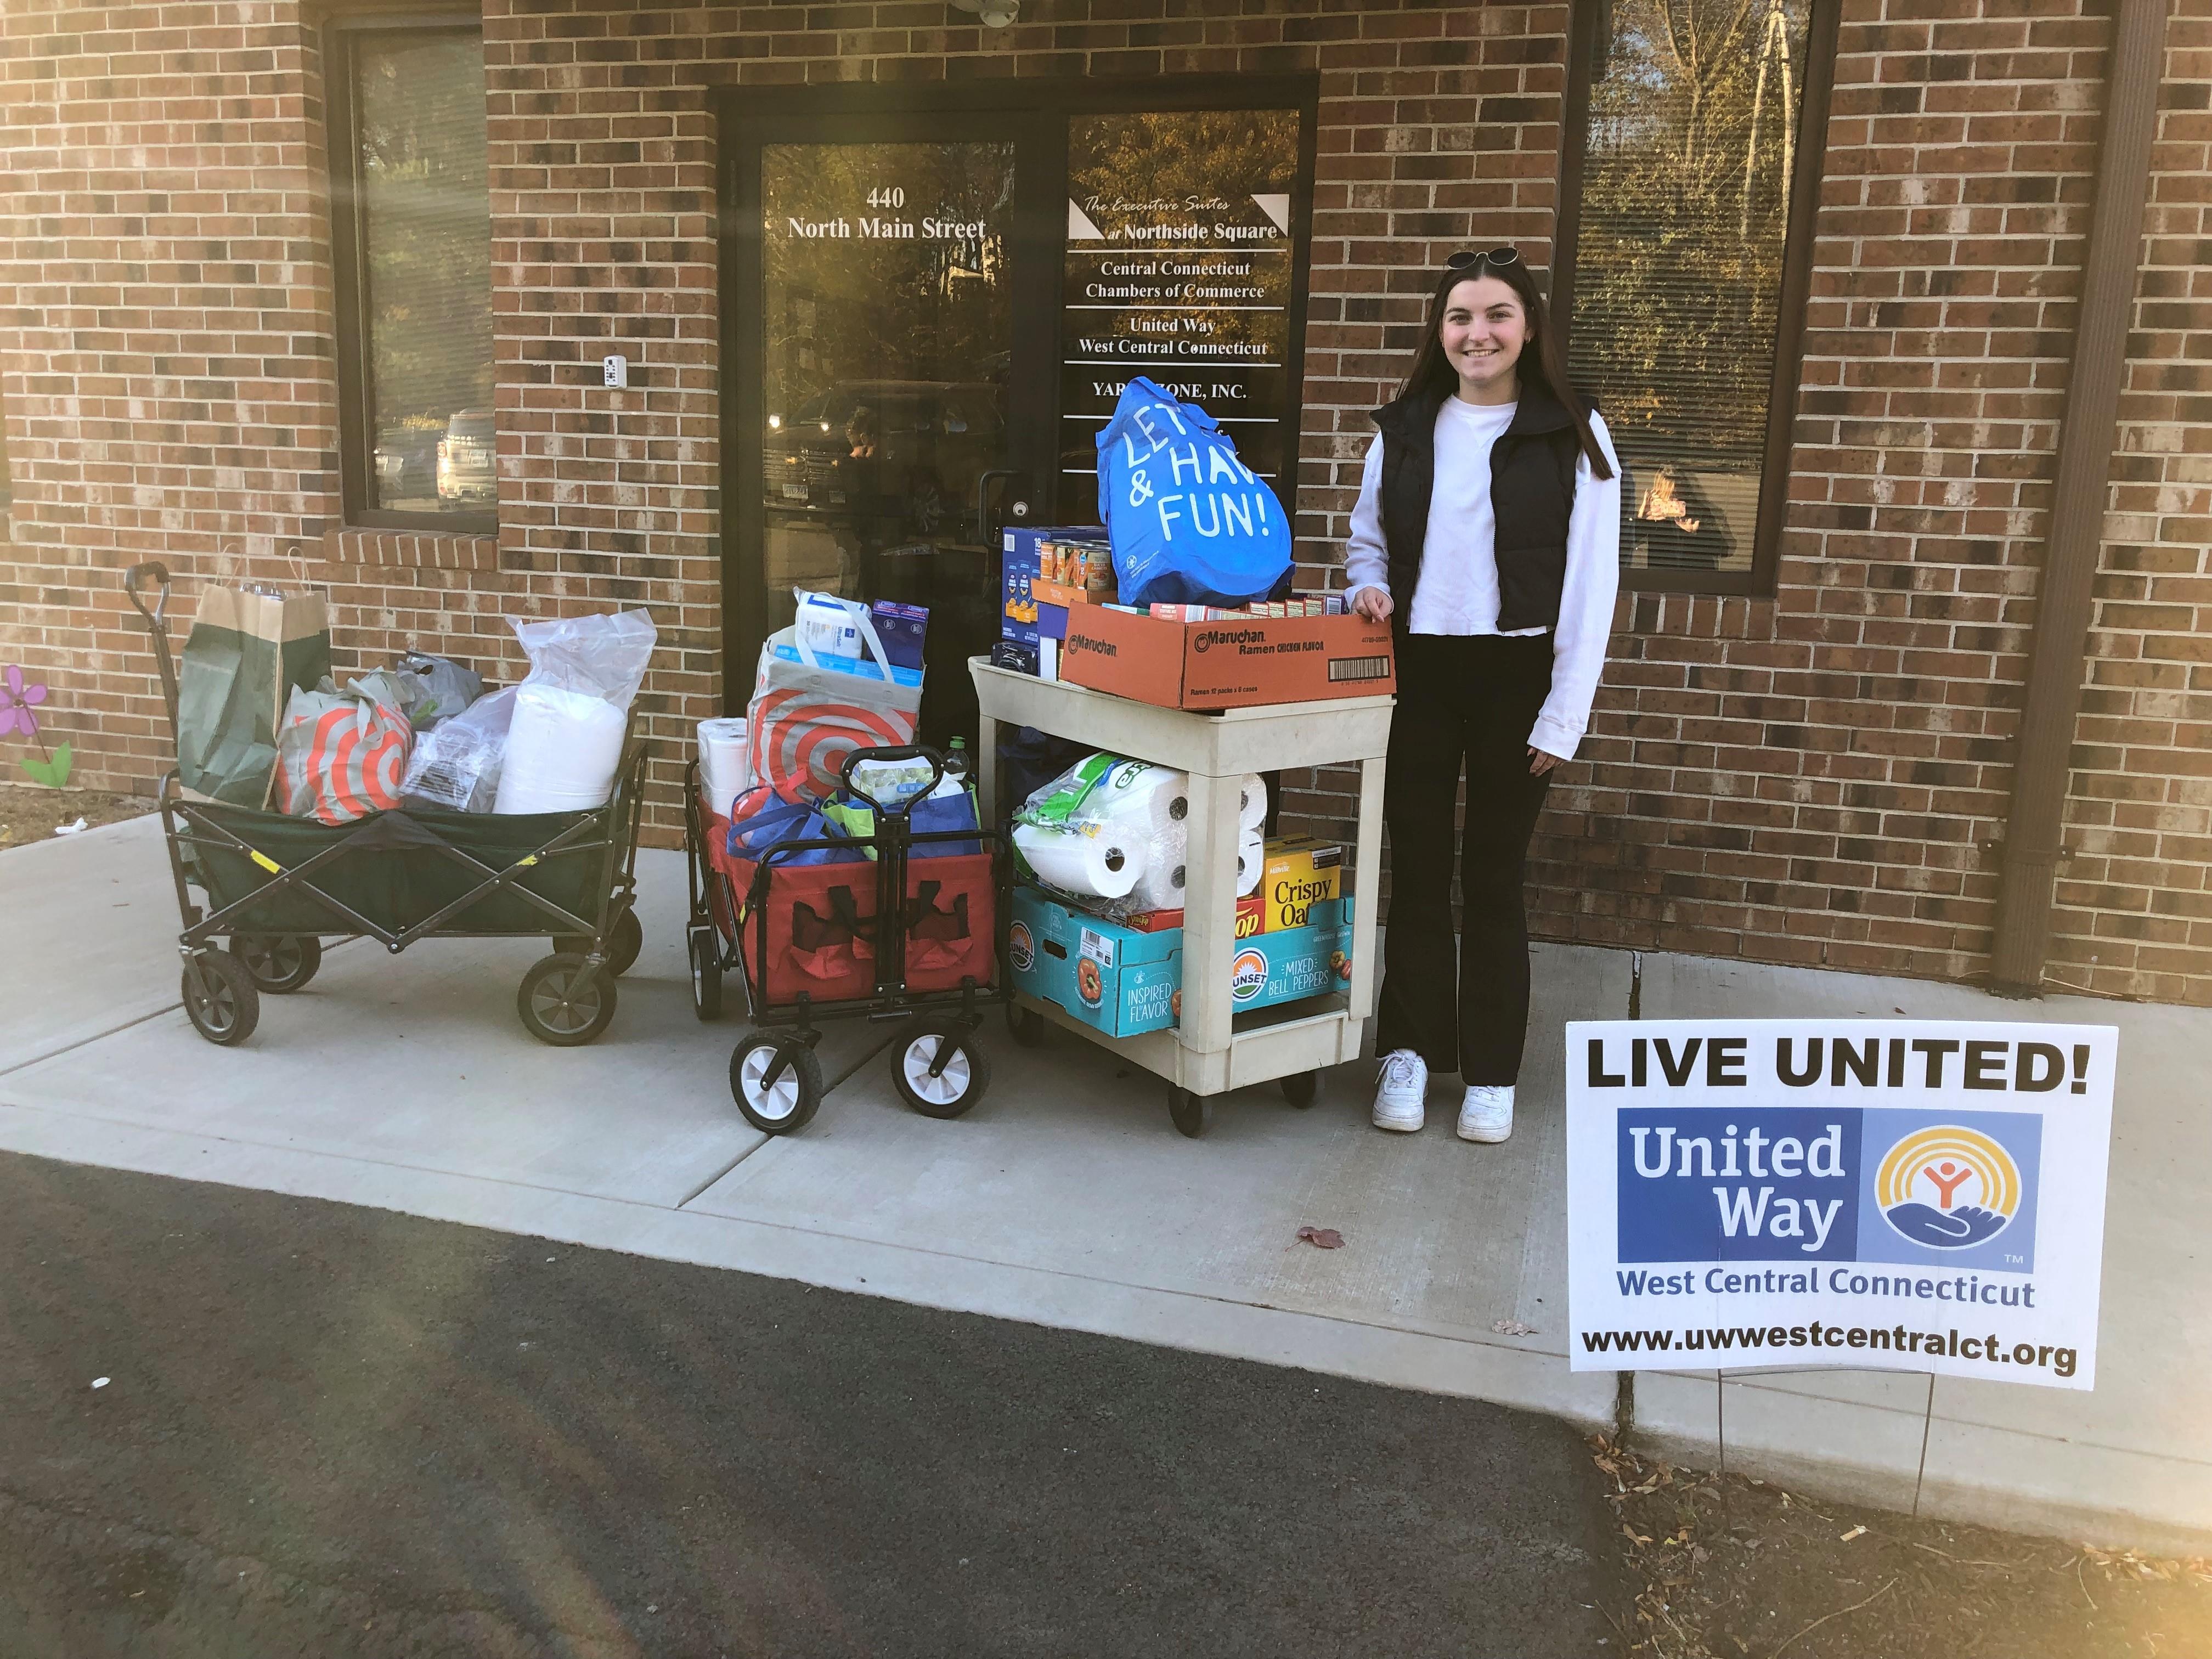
[{"xmin": 1445, "ymin": 246, "xmax": 1520, "ymax": 272}]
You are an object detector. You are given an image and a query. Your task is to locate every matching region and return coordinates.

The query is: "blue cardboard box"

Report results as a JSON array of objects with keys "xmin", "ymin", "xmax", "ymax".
[
  {"xmin": 1002, "ymin": 526, "xmax": 1101, "ymax": 649},
  {"xmin": 1008, "ymin": 886, "xmax": 1353, "ymax": 1039}
]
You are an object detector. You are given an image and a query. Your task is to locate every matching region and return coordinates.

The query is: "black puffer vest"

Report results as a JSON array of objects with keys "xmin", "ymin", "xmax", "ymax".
[{"xmin": 1371, "ymin": 383, "xmax": 1587, "ymax": 635}]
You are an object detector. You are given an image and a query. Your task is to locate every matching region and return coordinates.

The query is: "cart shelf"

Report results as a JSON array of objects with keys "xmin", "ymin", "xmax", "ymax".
[{"xmin": 970, "ymin": 657, "xmax": 1392, "ymax": 1107}]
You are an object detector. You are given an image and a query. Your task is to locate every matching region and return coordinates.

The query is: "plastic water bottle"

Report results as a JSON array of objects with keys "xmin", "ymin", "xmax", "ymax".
[{"xmin": 943, "ymin": 737, "xmax": 971, "ymax": 786}]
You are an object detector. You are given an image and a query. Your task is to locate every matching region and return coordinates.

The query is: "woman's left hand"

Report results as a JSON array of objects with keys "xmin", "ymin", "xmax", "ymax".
[{"xmin": 1527, "ymin": 746, "xmax": 1564, "ymax": 776}]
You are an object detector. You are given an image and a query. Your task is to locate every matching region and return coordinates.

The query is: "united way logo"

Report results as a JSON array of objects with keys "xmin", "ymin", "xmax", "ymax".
[{"xmin": 1876, "ymin": 1125, "xmax": 2022, "ymax": 1250}]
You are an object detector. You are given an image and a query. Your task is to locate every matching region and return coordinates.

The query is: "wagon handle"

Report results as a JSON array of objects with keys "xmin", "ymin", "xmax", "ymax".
[{"xmin": 123, "ymin": 562, "xmax": 182, "ymax": 738}]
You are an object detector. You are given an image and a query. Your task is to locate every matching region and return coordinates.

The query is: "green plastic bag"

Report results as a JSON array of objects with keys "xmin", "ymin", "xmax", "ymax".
[{"xmin": 174, "ymin": 585, "xmax": 331, "ymax": 807}]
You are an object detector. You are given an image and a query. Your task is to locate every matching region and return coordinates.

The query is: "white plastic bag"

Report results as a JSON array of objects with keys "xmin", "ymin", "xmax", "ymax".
[
  {"xmin": 506, "ymin": 610, "xmax": 657, "ymax": 709},
  {"xmin": 402, "ymin": 685, "xmax": 516, "ymax": 811}
]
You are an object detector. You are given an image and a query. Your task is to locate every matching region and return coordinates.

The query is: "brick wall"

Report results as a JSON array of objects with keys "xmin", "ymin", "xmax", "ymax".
[
  {"xmin": 3, "ymin": 0, "xmax": 2209, "ymax": 1006},
  {"xmin": 2053, "ymin": 0, "xmax": 2212, "ymax": 1001}
]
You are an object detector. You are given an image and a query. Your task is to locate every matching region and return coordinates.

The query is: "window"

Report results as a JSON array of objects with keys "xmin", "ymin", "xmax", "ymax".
[
  {"xmin": 1556, "ymin": 0, "xmax": 1837, "ymax": 590},
  {"xmin": 328, "ymin": 20, "xmax": 494, "ymax": 530}
]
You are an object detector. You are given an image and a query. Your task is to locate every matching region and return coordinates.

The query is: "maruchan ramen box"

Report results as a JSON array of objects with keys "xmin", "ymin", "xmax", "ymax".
[
  {"xmin": 1009, "ymin": 886, "xmax": 1353, "ymax": 1039},
  {"xmin": 1058, "ymin": 607, "xmax": 1394, "ymax": 711}
]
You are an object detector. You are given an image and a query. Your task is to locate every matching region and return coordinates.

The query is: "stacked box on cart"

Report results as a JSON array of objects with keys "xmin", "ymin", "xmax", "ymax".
[
  {"xmin": 1001, "ymin": 525, "xmax": 1104, "ymax": 650},
  {"xmin": 1008, "ymin": 886, "xmax": 1353, "ymax": 1039}
]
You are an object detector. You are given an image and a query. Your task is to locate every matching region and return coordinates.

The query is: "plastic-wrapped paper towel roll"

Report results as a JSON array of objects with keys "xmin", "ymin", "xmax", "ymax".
[
  {"xmin": 1127, "ymin": 835, "xmax": 1187, "ymax": 914},
  {"xmin": 1125, "ymin": 826, "xmax": 1265, "ymax": 912},
  {"xmin": 494, "ymin": 684, "xmax": 626, "ymax": 814},
  {"xmin": 1239, "ymin": 774, "xmax": 1268, "ymax": 831},
  {"xmin": 1088, "ymin": 759, "xmax": 1188, "ymax": 838},
  {"xmin": 1237, "ymin": 827, "xmax": 1265, "ymax": 896},
  {"xmin": 697, "ymin": 716, "xmax": 752, "ymax": 816},
  {"xmin": 1014, "ymin": 822, "xmax": 1147, "ymax": 900}
]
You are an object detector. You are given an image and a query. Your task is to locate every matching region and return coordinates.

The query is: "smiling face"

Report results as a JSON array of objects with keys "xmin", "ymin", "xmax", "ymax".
[{"xmin": 1438, "ymin": 275, "xmax": 1529, "ymax": 404}]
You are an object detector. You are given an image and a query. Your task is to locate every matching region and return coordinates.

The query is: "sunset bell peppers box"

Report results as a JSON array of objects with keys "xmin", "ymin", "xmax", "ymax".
[
  {"xmin": 1057, "ymin": 606, "xmax": 1396, "ymax": 710},
  {"xmin": 1009, "ymin": 887, "xmax": 1355, "ymax": 1039}
]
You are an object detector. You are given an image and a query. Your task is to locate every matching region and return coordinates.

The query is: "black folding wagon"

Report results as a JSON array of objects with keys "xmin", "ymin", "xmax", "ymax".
[{"xmin": 126, "ymin": 562, "xmax": 648, "ymax": 1047}]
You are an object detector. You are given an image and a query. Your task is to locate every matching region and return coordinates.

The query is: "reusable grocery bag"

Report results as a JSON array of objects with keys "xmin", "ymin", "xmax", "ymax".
[
  {"xmin": 747, "ymin": 606, "xmax": 922, "ymax": 804},
  {"xmin": 1095, "ymin": 377, "xmax": 1292, "ymax": 608},
  {"xmin": 274, "ymin": 679, "xmax": 414, "ymax": 825},
  {"xmin": 174, "ymin": 584, "xmax": 332, "ymax": 806}
]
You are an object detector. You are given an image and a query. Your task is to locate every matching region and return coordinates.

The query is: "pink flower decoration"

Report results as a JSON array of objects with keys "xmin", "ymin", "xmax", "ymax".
[{"xmin": 0, "ymin": 664, "xmax": 47, "ymax": 738}]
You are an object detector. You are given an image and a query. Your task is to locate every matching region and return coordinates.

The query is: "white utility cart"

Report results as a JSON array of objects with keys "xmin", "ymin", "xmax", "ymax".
[{"xmin": 969, "ymin": 657, "xmax": 1394, "ymax": 1137}]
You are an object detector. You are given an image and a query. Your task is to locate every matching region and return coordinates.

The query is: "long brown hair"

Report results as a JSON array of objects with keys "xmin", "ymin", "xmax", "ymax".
[{"xmin": 1399, "ymin": 254, "xmax": 1615, "ymax": 481}]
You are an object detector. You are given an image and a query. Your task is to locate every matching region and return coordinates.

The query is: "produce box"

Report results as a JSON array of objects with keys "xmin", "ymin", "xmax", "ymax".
[
  {"xmin": 1009, "ymin": 885, "xmax": 1353, "ymax": 1039},
  {"xmin": 1058, "ymin": 607, "xmax": 1394, "ymax": 710}
]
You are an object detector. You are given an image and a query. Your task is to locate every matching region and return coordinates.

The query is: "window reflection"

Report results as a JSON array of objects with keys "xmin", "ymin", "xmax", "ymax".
[
  {"xmin": 758, "ymin": 142, "xmax": 1016, "ymax": 742},
  {"xmin": 1567, "ymin": 0, "xmax": 1810, "ymax": 573},
  {"xmin": 353, "ymin": 30, "xmax": 494, "ymax": 518}
]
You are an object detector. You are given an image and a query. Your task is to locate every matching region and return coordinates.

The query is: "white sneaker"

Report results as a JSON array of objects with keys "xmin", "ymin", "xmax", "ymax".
[
  {"xmin": 1372, "ymin": 1049, "xmax": 1427, "ymax": 1132},
  {"xmin": 1457, "ymin": 1085, "xmax": 1514, "ymax": 1143}
]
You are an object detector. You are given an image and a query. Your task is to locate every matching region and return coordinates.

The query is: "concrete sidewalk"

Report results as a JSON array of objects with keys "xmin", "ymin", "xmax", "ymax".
[{"xmin": 5, "ymin": 817, "xmax": 2208, "ymax": 1553}]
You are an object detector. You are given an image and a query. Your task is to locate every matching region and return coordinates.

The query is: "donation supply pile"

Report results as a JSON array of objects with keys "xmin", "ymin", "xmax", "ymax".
[
  {"xmin": 259, "ymin": 609, "xmax": 654, "ymax": 825},
  {"xmin": 699, "ymin": 588, "xmax": 980, "ymax": 871},
  {"xmin": 1004, "ymin": 751, "xmax": 1352, "ymax": 1037}
]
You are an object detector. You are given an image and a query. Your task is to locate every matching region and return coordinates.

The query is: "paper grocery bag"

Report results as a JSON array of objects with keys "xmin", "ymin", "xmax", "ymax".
[{"xmin": 175, "ymin": 585, "xmax": 333, "ymax": 808}]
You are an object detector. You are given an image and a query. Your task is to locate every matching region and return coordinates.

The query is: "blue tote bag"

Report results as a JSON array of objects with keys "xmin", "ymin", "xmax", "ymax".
[{"xmin": 1094, "ymin": 378, "xmax": 1293, "ymax": 608}]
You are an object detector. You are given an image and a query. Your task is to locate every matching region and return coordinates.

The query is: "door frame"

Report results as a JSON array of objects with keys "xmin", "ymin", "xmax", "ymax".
[{"xmin": 714, "ymin": 75, "xmax": 1322, "ymax": 709}]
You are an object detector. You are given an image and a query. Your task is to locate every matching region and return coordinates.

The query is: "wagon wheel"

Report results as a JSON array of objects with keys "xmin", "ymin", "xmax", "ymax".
[
  {"xmin": 182, "ymin": 951, "xmax": 260, "ymax": 1047},
  {"xmin": 729, "ymin": 1030, "xmax": 823, "ymax": 1135},
  {"xmin": 553, "ymin": 906, "xmax": 642, "ymax": 977},
  {"xmin": 890, "ymin": 1020, "xmax": 991, "ymax": 1120},
  {"xmin": 688, "ymin": 923, "xmax": 725, "ymax": 1022},
  {"xmin": 229, "ymin": 934, "xmax": 322, "ymax": 994},
  {"xmin": 517, "ymin": 953, "xmax": 618, "ymax": 1046}
]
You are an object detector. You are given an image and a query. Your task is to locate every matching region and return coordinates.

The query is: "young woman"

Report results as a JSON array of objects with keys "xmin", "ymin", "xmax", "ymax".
[{"xmin": 1342, "ymin": 247, "xmax": 1621, "ymax": 1144}]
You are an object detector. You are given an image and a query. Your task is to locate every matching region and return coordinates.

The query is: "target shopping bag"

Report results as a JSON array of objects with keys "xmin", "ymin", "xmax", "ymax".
[
  {"xmin": 746, "ymin": 616, "xmax": 922, "ymax": 804},
  {"xmin": 274, "ymin": 679, "xmax": 414, "ymax": 824}
]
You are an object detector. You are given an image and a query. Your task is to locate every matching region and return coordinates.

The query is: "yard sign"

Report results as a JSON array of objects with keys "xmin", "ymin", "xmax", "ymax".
[{"xmin": 1565, "ymin": 1020, "xmax": 2117, "ymax": 1390}]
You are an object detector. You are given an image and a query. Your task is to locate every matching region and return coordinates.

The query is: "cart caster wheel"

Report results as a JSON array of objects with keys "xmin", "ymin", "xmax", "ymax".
[
  {"xmin": 1006, "ymin": 1002, "xmax": 1049, "ymax": 1048},
  {"xmin": 730, "ymin": 1030, "xmax": 823, "ymax": 1134},
  {"xmin": 230, "ymin": 934, "xmax": 321, "ymax": 994},
  {"xmin": 554, "ymin": 906, "xmax": 642, "ymax": 977},
  {"xmin": 892, "ymin": 1021, "xmax": 990, "ymax": 1120},
  {"xmin": 687, "ymin": 923, "xmax": 724, "ymax": 1023},
  {"xmin": 517, "ymin": 953, "xmax": 618, "ymax": 1046},
  {"xmin": 182, "ymin": 951, "xmax": 259, "ymax": 1047},
  {"xmin": 1167, "ymin": 1085, "xmax": 1211, "ymax": 1139},
  {"xmin": 1280, "ymin": 1070, "xmax": 1320, "ymax": 1109}
]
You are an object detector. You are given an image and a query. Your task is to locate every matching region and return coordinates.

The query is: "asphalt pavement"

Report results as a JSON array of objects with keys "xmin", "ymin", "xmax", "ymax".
[{"xmin": 0, "ymin": 1152, "xmax": 1624, "ymax": 1658}]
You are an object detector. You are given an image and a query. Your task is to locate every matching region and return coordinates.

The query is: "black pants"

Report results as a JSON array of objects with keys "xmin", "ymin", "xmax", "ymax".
[{"xmin": 1374, "ymin": 633, "xmax": 1556, "ymax": 1085}]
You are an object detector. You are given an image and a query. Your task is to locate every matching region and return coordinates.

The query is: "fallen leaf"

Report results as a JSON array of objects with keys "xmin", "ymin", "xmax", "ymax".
[
  {"xmin": 1492, "ymin": 1318, "xmax": 1538, "ymax": 1336},
  {"xmin": 1295, "ymin": 1225, "xmax": 1344, "ymax": 1249}
]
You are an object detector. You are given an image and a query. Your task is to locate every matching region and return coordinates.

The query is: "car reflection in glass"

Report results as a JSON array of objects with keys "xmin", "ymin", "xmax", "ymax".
[
  {"xmin": 763, "ymin": 381, "xmax": 1001, "ymax": 539},
  {"xmin": 436, "ymin": 409, "xmax": 496, "ymax": 504}
]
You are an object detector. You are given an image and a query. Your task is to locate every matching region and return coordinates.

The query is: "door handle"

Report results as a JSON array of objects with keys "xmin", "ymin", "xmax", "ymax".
[{"xmin": 975, "ymin": 470, "xmax": 1027, "ymax": 543}]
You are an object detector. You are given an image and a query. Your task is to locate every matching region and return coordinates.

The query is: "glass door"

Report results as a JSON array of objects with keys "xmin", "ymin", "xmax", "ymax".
[
  {"xmin": 722, "ymin": 91, "xmax": 1312, "ymax": 748},
  {"xmin": 727, "ymin": 116, "xmax": 1050, "ymax": 748}
]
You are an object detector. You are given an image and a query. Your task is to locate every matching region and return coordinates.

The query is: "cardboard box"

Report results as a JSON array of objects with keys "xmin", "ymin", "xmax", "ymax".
[
  {"xmin": 1258, "ymin": 836, "xmax": 1343, "ymax": 933},
  {"xmin": 1009, "ymin": 887, "xmax": 1354, "ymax": 1039},
  {"xmin": 1058, "ymin": 607, "xmax": 1395, "ymax": 710},
  {"xmin": 1002, "ymin": 525, "xmax": 1102, "ymax": 649},
  {"xmin": 1122, "ymin": 891, "xmax": 1267, "ymax": 936}
]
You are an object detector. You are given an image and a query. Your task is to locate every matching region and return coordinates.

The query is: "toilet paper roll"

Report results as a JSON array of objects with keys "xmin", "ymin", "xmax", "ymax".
[
  {"xmin": 1238, "ymin": 774, "xmax": 1268, "ymax": 831},
  {"xmin": 698, "ymin": 716, "xmax": 752, "ymax": 816},
  {"xmin": 1237, "ymin": 827, "xmax": 1265, "ymax": 896},
  {"xmin": 1014, "ymin": 822, "xmax": 1148, "ymax": 900}
]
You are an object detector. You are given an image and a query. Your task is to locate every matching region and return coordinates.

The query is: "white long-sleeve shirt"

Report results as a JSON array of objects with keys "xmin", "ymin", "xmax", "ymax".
[{"xmin": 1342, "ymin": 398, "xmax": 1621, "ymax": 760}]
